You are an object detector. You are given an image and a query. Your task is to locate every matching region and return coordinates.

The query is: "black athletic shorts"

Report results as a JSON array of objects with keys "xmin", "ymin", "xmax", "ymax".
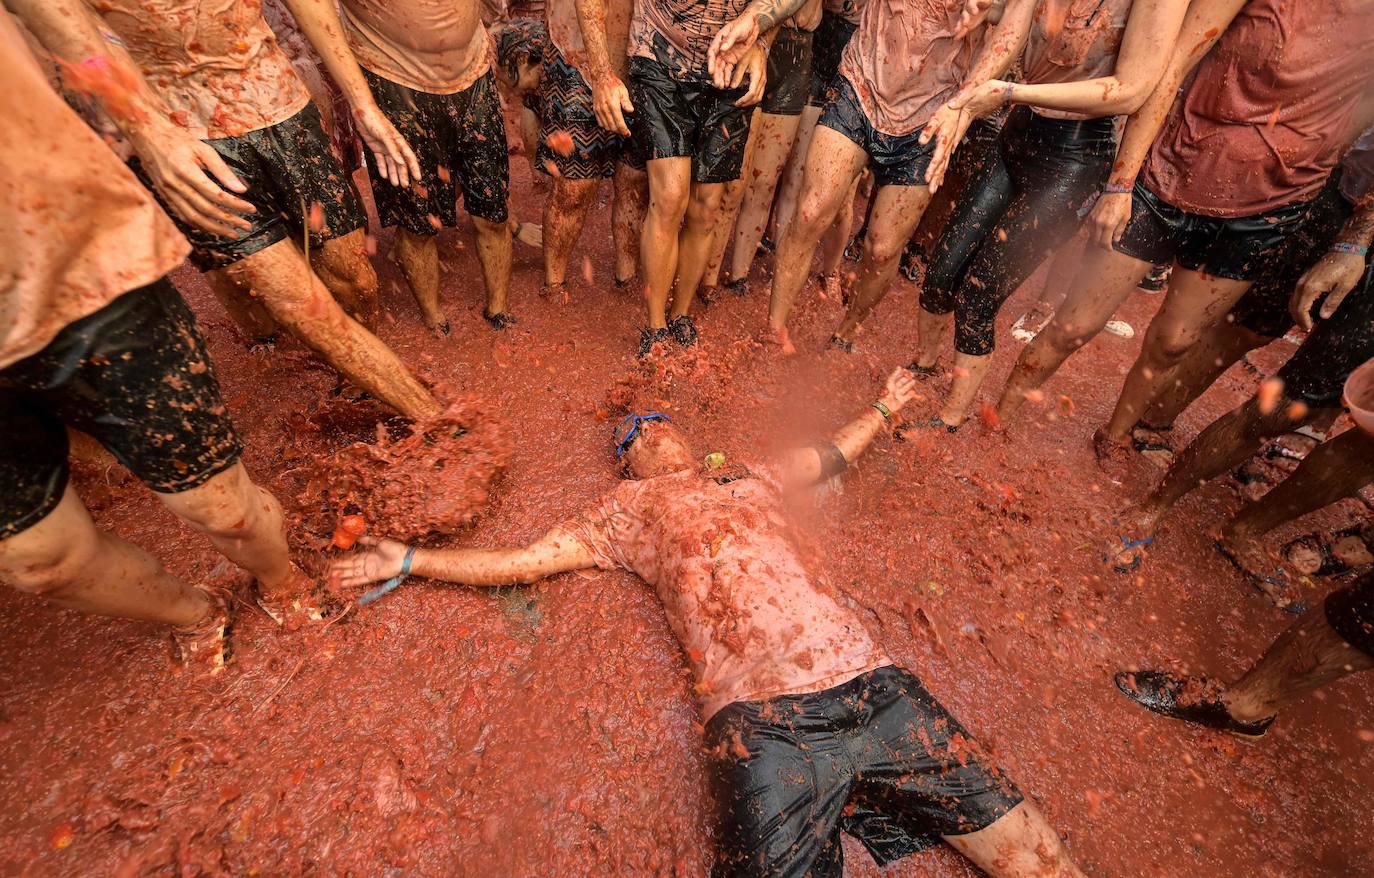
[
  {"xmin": 1229, "ymin": 173, "xmax": 1356, "ymax": 338},
  {"xmin": 761, "ymin": 27, "xmax": 813, "ymax": 117},
  {"xmin": 1274, "ymin": 262, "xmax": 1374, "ymax": 408},
  {"xmin": 628, "ymin": 37, "xmax": 754, "ymax": 184},
  {"xmin": 133, "ymin": 102, "xmax": 367, "ymax": 271},
  {"xmin": 707, "ymin": 665, "xmax": 1023, "ymax": 878},
  {"xmin": 364, "ymin": 69, "xmax": 510, "ymax": 230},
  {"xmin": 0, "ymin": 280, "xmax": 243, "ymax": 539},
  {"xmin": 1326, "ymin": 570, "xmax": 1374, "ymax": 659},
  {"xmin": 1113, "ymin": 181, "xmax": 1312, "ymax": 281},
  {"xmin": 809, "ymin": 11, "xmax": 856, "ymax": 108},
  {"xmin": 536, "ymin": 44, "xmax": 644, "ymax": 180},
  {"xmin": 819, "ymin": 76, "xmax": 936, "ymax": 188}
]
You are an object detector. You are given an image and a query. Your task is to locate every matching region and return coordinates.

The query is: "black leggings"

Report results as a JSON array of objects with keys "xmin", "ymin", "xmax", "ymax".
[{"xmin": 920, "ymin": 106, "xmax": 1116, "ymax": 356}]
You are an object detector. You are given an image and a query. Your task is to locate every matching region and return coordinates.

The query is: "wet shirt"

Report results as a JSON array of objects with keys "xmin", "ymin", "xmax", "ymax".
[
  {"xmin": 1340, "ymin": 126, "xmax": 1374, "ymax": 207},
  {"xmin": 569, "ymin": 467, "xmax": 889, "ymax": 721},
  {"xmin": 0, "ymin": 14, "xmax": 188, "ymax": 369},
  {"xmin": 838, "ymin": 0, "xmax": 987, "ymax": 136},
  {"xmin": 1142, "ymin": 0, "xmax": 1374, "ymax": 218},
  {"xmin": 340, "ymin": 0, "xmax": 491, "ymax": 94},
  {"xmin": 1021, "ymin": 0, "xmax": 1132, "ymax": 121},
  {"xmin": 94, "ymin": 0, "xmax": 310, "ymax": 140},
  {"xmin": 629, "ymin": 0, "xmax": 751, "ymax": 78}
]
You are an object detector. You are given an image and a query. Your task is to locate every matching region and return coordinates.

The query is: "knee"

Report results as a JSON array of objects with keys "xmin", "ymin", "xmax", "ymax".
[
  {"xmin": 648, "ymin": 177, "xmax": 691, "ymax": 221},
  {"xmin": 0, "ymin": 532, "xmax": 99, "ymax": 598},
  {"xmin": 1150, "ymin": 331, "xmax": 1196, "ymax": 364},
  {"xmin": 1045, "ymin": 320, "xmax": 1098, "ymax": 353},
  {"xmin": 169, "ymin": 469, "xmax": 277, "ymax": 541},
  {"xmin": 471, "ymin": 216, "xmax": 507, "ymax": 240},
  {"xmin": 794, "ymin": 193, "xmax": 833, "ymax": 239},
  {"xmin": 685, "ymin": 189, "xmax": 723, "ymax": 229},
  {"xmin": 553, "ymin": 179, "xmax": 598, "ymax": 213},
  {"xmin": 865, "ymin": 232, "xmax": 905, "ymax": 266}
]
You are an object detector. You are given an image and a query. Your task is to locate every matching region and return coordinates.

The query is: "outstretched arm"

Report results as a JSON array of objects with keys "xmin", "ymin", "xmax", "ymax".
[
  {"xmin": 779, "ymin": 367, "xmax": 921, "ymax": 487},
  {"xmin": 8, "ymin": 0, "xmax": 256, "ymax": 237},
  {"xmin": 331, "ymin": 528, "xmax": 598, "ymax": 590},
  {"xmin": 280, "ymin": 0, "xmax": 421, "ymax": 186},
  {"xmin": 1086, "ymin": 0, "xmax": 1248, "ymax": 248}
]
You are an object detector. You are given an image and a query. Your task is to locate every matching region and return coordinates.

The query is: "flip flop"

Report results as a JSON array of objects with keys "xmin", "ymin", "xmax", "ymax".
[
  {"xmin": 1107, "ymin": 535, "xmax": 1153, "ymax": 573},
  {"xmin": 1214, "ymin": 539, "xmax": 1308, "ymax": 615}
]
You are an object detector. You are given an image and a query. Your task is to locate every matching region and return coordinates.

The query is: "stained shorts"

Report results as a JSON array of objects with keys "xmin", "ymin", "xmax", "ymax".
[
  {"xmin": 628, "ymin": 37, "xmax": 754, "ymax": 184},
  {"xmin": 819, "ymin": 75, "xmax": 936, "ymax": 188},
  {"xmin": 809, "ymin": 12, "xmax": 856, "ymax": 108},
  {"xmin": 1113, "ymin": 181, "xmax": 1312, "ymax": 281},
  {"xmin": 1326, "ymin": 570, "xmax": 1374, "ymax": 659},
  {"xmin": 761, "ymin": 27, "xmax": 813, "ymax": 117},
  {"xmin": 364, "ymin": 69, "xmax": 510, "ymax": 231},
  {"xmin": 133, "ymin": 101, "xmax": 367, "ymax": 271},
  {"xmin": 707, "ymin": 665, "xmax": 1023, "ymax": 878},
  {"xmin": 536, "ymin": 45, "xmax": 644, "ymax": 180},
  {"xmin": 1274, "ymin": 262, "xmax": 1374, "ymax": 409},
  {"xmin": 0, "ymin": 279, "xmax": 243, "ymax": 539},
  {"xmin": 1228, "ymin": 173, "xmax": 1356, "ymax": 338}
]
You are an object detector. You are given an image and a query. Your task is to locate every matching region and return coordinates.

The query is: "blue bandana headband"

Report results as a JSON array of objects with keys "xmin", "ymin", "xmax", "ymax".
[{"xmin": 614, "ymin": 412, "xmax": 671, "ymax": 458}]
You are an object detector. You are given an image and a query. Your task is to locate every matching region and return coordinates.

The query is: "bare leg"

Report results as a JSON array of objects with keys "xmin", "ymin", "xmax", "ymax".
[
  {"xmin": 313, "ymin": 228, "xmax": 380, "ymax": 325},
  {"xmin": 1143, "ymin": 318, "xmax": 1271, "ymax": 430},
  {"xmin": 995, "ymin": 246, "xmax": 1151, "ymax": 424},
  {"xmin": 0, "ymin": 484, "xmax": 210, "ymax": 627},
  {"xmin": 389, "ymin": 228, "xmax": 446, "ymax": 333},
  {"xmin": 1102, "ymin": 268, "xmax": 1253, "ymax": 442},
  {"xmin": 1015, "ymin": 236, "xmax": 1084, "ymax": 333},
  {"xmin": 941, "ymin": 352, "xmax": 994, "ymax": 426},
  {"xmin": 767, "ymin": 126, "xmax": 868, "ymax": 332},
  {"xmin": 670, "ymin": 182, "xmax": 728, "ymax": 319},
  {"xmin": 703, "ymin": 176, "xmax": 750, "ymax": 291},
  {"xmin": 206, "ymin": 271, "xmax": 278, "ymax": 340},
  {"xmin": 642, "ymin": 157, "xmax": 693, "ymax": 329},
  {"xmin": 223, "ymin": 238, "xmax": 440, "ymax": 420},
  {"xmin": 543, "ymin": 176, "xmax": 601, "ymax": 292},
  {"xmin": 818, "ymin": 175, "xmax": 859, "ymax": 277},
  {"xmin": 472, "ymin": 215, "xmax": 514, "ymax": 318},
  {"xmin": 1222, "ymin": 605, "xmax": 1374, "ymax": 723},
  {"xmin": 727, "ymin": 112, "xmax": 803, "ymax": 284},
  {"xmin": 832, "ymin": 183, "xmax": 933, "ymax": 343},
  {"xmin": 944, "ymin": 801, "xmax": 1086, "ymax": 878},
  {"xmin": 914, "ymin": 307, "xmax": 953, "ymax": 370},
  {"xmin": 773, "ymin": 105, "xmax": 822, "ymax": 242},
  {"xmin": 612, "ymin": 163, "xmax": 648, "ymax": 284}
]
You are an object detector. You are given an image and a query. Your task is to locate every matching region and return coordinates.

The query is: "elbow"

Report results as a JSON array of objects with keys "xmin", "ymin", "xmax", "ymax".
[{"xmin": 1103, "ymin": 81, "xmax": 1151, "ymax": 116}]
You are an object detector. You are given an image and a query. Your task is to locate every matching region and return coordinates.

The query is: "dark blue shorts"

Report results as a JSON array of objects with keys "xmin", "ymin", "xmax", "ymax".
[{"xmin": 818, "ymin": 76, "xmax": 936, "ymax": 188}]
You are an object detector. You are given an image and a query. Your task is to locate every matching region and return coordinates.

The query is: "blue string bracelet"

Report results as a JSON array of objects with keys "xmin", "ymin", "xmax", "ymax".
[
  {"xmin": 358, "ymin": 546, "xmax": 417, "ymax": 606},
  {"xmin": 1330, "ymin": 242, "xmax": 1369, "ymax": 257}
]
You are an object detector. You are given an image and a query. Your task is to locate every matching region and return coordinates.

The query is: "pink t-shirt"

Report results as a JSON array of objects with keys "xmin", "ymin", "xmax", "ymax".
[
  {"xmin": 629, "ymin": 0, "xmax": 751, "ymax": 77},
  {"xmin": 838, "ymin": 0, "xmax": 987, "ymax": 137},
  {"xmin": 1021, "ymin": 0, "xmax": 1132, "ymax": 121},
  {"xmin": 340, "ymin": 0, "xmax": 491, "ymax": 94},
  {"xmin": 568, "ymin": 466, "xmax": 889, "ymax": 721},
  {"xmin": 94, "ymin": 0, "xmax": 310, "ymax": 140}
]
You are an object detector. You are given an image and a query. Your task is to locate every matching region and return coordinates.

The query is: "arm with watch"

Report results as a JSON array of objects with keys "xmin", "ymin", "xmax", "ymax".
[
  {"xmin": 779, "ymin": 366, "xmax": 921, "ymax": 487},
  {"xmin": 1289, "ymin": 200, "xmax": 1374, "ymax": 331}
]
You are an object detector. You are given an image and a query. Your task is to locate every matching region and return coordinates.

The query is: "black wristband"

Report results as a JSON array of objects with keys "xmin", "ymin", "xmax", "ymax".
[{"xmin": 814, "ymin": 442, "xmax": 849, "ymax": 479}]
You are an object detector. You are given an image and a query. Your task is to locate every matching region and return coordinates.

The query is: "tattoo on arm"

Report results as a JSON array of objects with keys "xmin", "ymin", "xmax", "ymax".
[{"xmin": 751, "ymin": 0, "xmax": 811, "ymax": 33}]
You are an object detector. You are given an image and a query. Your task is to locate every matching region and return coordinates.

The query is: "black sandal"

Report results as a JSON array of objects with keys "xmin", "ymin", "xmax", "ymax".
[
  {"xmin": 483, "ymin": 310, "xmax": 517, "ymax": 331},
  {"xmin": 1281, "ymin": 525, "xmax": 1374, "ymax": 577},
  {"xmin": 1114, "ymin": 671, "xmax": 1274, "ymax": 739}
]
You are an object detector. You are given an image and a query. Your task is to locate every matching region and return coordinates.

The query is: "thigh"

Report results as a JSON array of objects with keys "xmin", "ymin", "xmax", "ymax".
[
  {"xmin": 696, "ymin": 86, "xmax": 755, "ymax": 184},
  {"xmin": 1047, "ymin": 240, "xmax": 1151, "ymax": 337},
  {"xmin": 1146, "ymin": 267, "xmax": 1255, "ymax": 349},
  {"xmin": 849, "ymin": 668, "xmax": 1023, "ymax": 849},
  {"xmin": 865, "ymin": 183, "xmax": 932, "ymax": 260},
  {"xmin": 923, "ymin": 140, "xmax": 1015, "ymax": 296},
  {"xmin": 797, "ymin": 125, "xmax": 868, "ymax": 227},
  {"xmin": 629, "ymin": 59, "xmax": 693, "ymax": 164},
  {"xmin": 450, "ymin": 72, "xmax": 511, "ymax": 224},
  {"xmin": 1277, "ymin": 267, "xmax": 1374, "ymax": 408},
  {"xmin": 24, "ymin": 280, "xmax": 243, "ymax": 494},
  {"xmin": 363, "ymin": 73, "xmax": 454, "ymax": 234},
  {"xmin": 1112, "ymin": 183, "xmax": 1187, "ymax": 267},
  {"xmin": 746, "ymin": 113, "xmax": 802, "ymax": 192},
  {"xmin": 708, "ymin": 708, "xmax": 850, "ymax": 878},
  {"xmin": 315, "ymin": 228, "xmax": 374, "ymax": 281},
  {"xmin": 0, "ymin": 392, "xmax": 70, "ymax": 541},
  {"xmin": 256, "ymin": 102, "xmax": 369, "ymax": 245}
]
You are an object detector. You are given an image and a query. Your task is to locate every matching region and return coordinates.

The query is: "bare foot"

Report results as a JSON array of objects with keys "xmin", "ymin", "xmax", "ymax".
[
  {"xmin": 1215, "ymin": 530, "xmax": 1274, "ymax": 580},
  {"xmin": 1093, "ymin": 427, "xmax": 1134, "ymax": 466},
  {"xmin": 257, "ymin": 564, "xmax": 331, "ymax": 631}
]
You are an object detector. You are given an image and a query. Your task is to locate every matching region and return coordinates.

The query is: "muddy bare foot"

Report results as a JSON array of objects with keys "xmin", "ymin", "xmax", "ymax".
[
  {"xmin": 257, "ymin": 564, "xmax": 332, "ymax": 632},
  {"xmin": 1093, "ymin": 427, "xmax": 1134, "ymax": 467}
]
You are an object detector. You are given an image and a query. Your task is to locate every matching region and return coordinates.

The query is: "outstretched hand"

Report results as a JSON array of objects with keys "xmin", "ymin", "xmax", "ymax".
[
  {"xmin": 130, "ymin": 121, "xmax": 255, "ymax": 238},
  {"xmin": 329, "ymin": 535, "xmax": 409, "ymax": 590},
  {"xmin": 709, "ymin": 14, "xmax": 761, "ymax": 89},
  {"xmin": 353, "ymin": 103, "xmax": 421, "ymax": 187},
  {"xmin": 880, "ymin": 367, "xmax": 920, "ymax": 413}
]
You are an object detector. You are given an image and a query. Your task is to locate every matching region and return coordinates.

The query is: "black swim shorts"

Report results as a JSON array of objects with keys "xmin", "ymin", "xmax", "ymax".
[
  {"xmin": 134, "ymin": 102, "xmax": 367, "ymax": 271},
  {"xmin": 364, "ymin": 69, "xmax": 510, "ymax": 230},
  {"xmin": 1325, "ymin": 570, "xmax": 1374, "ymax": 659},
  {"xmin": 819, "ymin": 76, "xmax": 937, "ymax": 188},
  {"xmin": 628, "ymin": 37, "xmax": 754, "ymax": 184},
  {"xmin": 0, "ymin": 280, "xmax": 243, "ymax": 539},
  {"xmin": 707, "ymin": 664, "xmax": 1024, "ymax": 878},
  {"xmin": 1274, "ymin": 262, "xmax": 1374, "ymax": 409},
  {"xmin": 1228, "ymin": 173, "xmax": 1356, "ymax": 339},
  {"xmin": 1113, "ymin": 181, "xmax": 1313, "ymax": 282},
  {"xmin": 761, "ymin": 27, "xmax": 813, "ymax": 117},
  {"xmin": 808, "ymin": 11, "xmax": 856, "ymax": 108},
  {"xmin": 536, "ymin": 44, "xmax": 645, "ymax": 180}
]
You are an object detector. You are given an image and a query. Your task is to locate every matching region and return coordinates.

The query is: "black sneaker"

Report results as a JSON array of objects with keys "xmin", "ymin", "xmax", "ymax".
[
  {"xmin": 1137, "ymin": 263, "xmax": 1171, "ymax": 292},
  {"xmin": 669, "ymin": 314, "xmax": 699, "ymax": 347},
  {"xmin": 757, "ymin": 235, "xmax": 776, "ymax": 256},
  {"xmin": 844, "ymin": 233, "xmax": 865, "ymax": 263},
  {"xmin": 484, "ymin": 309, "xmax": 518, "ymax": 331},
  {"xmin": 638, "ymin": 326, "xmax": 671, "ymax": 357},
  {"xmin": 828, "ymin": 334, "xmax": 853, "ymax": 353},
  {"xmin": 1114, "ymin": 670, "xmax": 1274, "ymax": 739},
  {"xmin": 722, "ymin": 277, "xmax": 748, "ymax": 297}
]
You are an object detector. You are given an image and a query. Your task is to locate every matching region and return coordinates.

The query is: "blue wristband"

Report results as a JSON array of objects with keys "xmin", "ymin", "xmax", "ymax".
[
  {"xmin": 1330, "ymin": 242, "xmax": 1370, "ymax": 257},
  {"xmin": 358, "ymin": 546, "xmax": 417, "ymax": 607},
  {"xmin": 1102, "ymin": 182, "xmax": 1133, "ymax": 195}
]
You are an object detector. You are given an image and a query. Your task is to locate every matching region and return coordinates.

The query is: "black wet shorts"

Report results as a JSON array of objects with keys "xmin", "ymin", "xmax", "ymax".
[
  {"xmin": 628, "ymin": 40, "xmax": 754, "ymax": 184},
  {"xmin": 1228, "ymin": 174, "xmax": 1356, "ymax": 339},
  {"xmin": 819, "ymin": 76, "xmax": 936, "ymax": 188},
  {"xmin": 761, "ymin": 27, "xmax": 813, "ymax": 117},
  {"xmin": 1113, "ymin": 181, "xmax": 1312, "ymax": 281},
  {"xmin": 707, "ymin": 665, "xmax": 1023, "ymax": 878},
  {"xmin": 0, "ymin": 280, "xmax": 243, "ymax": 539},
  {"xmin": 809, "ymin": 12, "xmax": 856, "ymax": 108},
  {"xmin": 1326, "ymin": 571, "xmax": 1374, "ymax": 658},
  {"xmin": 536, "ymin": 45, "xmax": 645, "ymax": 180},
  {"xmin": 134, "ymin": 102, "xmax": 367, "ymax": 271},
  {"xmin": 364, "ymin": 69, "xmax": 510, "ymax": 230},
  {"xmin": 1274, "ymin": 262, "xmax": 1374, "ymax": 409}
]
